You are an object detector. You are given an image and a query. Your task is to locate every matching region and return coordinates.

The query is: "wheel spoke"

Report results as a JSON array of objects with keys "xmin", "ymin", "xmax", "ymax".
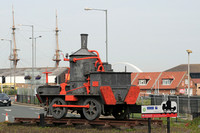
[
  {"xmin": 50, "ymin": 98, "xmax": 67, "ymax": 119},
  {"xmin": 91, "ymin": 110, "xmax": 96, "ymax": 114},
  {"xmin": 83, "ymin": 98, "xmax": 101, "ymax": 120},
  {"xmin": 86, "ymin": 110, "xmax": 90, "ymax": 113}
]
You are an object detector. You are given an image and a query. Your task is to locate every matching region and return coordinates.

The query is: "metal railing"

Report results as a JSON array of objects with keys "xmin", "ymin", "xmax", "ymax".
[
  {"xmin": 16, "ymin": 95, "xmax": 40, "ymax": 105},
  {"xmin": 149, "ymin": 95, "xmax": 200, "ymax": 119}
]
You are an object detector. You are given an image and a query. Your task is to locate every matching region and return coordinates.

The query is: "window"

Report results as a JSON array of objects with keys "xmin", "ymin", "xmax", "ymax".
[
  {"xmin": 185, "ymin": 79, "xmax": 188, "ymax": 85},
  {"xmin": 139, "ymin": 80, "xmax": 146, "ymax": 85},
  {"xmin": 191, "ymin": 73, "xmax": 200, "ymax": 78},
  {"xmin": 154, "ymin": 89, "xmax": 159, "ymax": 94},
  {"xmin": 146, "ymin": 90, "xmax": 151, "ymax": 94},
  {"xmin": 139, "ymin": 79, "xmax": 149, "ymax": 85},
  {"xmin": 162, "ymin": 79, "xmax": 173, "ymax": 85},
  {"xmin": 170, "ymin": 90, "xmax": 175, "ymax": 95},
  {"xmin": 190, "ymin": 89, "xmax": 193, "ymax": 95},
  {"xmin": 185, "ymin": 89, "xmax": 193, "ymax": 95}
]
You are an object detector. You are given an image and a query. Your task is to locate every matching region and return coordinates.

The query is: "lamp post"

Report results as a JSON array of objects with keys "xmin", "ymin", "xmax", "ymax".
[
  {"xmin": 29, "ymin": 36, "xmax": 42, "ymax": 67},
  {"xmin": 18, "ymin": 24, "xmax": 34, "ymax": 89},
  {"xmin": 186, "ymin": 49, "xmax": 192, "ymax": 115},
  {"xmin": 0, "ymin": 39, "xmax": 12, "ymax": 89},
  {"xmin": 186, "ymin": 49, "xmax": 192, "ymax": 96},
  {"xmin": 84, "ymin": 8, "xmax": 108, "ymax": 62}
]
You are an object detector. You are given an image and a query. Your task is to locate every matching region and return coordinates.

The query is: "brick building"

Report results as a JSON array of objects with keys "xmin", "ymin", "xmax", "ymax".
[
  {"xmin": 166, "ymin": 64, "xmax": 200, "ymax": 95},
  {"xmin": 0, "ymin": 67, "xmax": 68, "ymax": 89},
  {"xmin": 131, "ymin": 71, "xmax": 196, "ymax": 96}
]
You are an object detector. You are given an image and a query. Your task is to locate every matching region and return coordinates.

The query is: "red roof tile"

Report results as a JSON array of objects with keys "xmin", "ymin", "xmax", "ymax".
[
  {"xmin": 162, "ymin": 75, "xmax": 174, "ymax": 79},
  {"xmin": 131, "ymin": 72, "xmax": 161, "ymax": 89},
  {"xmin": 192, "ymin": 79, "xmax": 200, "ymax": 84},
  {"xmin": 157, "ymin": 71, "xmax": 186, "ymax": 89},
  {"xmin": 131, "ymin": 71, "xmax": 187, "ymax": 90},
  {"xmin": 138, "ymin": 76, "xmax": 151, "ymax": 79}
]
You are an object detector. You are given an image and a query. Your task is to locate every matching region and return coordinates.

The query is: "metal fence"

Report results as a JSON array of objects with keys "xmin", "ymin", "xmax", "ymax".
[
  {"xmin": 17, "ymin": 95, "xmax": 40, "ymax": 105},
  {"xmin": 148, "ymin": 95, "xmax": 200, "ymax": 119},
  {"xmin": 16, "ymin": 88, "xmax": 200, "ymax": 119},
  {"xmin": 16, "ymin": 86, "xmax": 40, "ymax": 105}
]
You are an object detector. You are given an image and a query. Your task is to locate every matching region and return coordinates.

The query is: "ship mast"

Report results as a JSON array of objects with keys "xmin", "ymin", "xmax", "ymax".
[
  {"xmin": 10, "ymin": 6, "xmax": 19, "ymax": 89},
  {"xmin": 53, "ymin": 10, "xmax": 61, "ymax": 68}
]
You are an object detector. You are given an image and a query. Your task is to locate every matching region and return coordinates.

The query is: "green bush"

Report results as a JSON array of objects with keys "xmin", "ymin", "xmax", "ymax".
[
  {"xmin": 136, "ymin": 98, "xmax": 151, "ymax": 105},
  {"xmin": 0, "ymin": 88, "xmax": 17, "ymax": 95},
  {"xmin": 188, "ymin": 117, "xmax": 200, "ymax": 127}
]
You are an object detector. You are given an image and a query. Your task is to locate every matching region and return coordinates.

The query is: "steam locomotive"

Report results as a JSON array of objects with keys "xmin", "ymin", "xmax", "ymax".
[{"xmin": 36, "ymin": 34, "xmax": 140, "ymax": 120}]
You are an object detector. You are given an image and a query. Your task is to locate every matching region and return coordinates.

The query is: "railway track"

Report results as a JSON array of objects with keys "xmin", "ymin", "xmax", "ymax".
[{"xmin": 8, "ymin": 117, "xmax": 163, "ymax": 128}]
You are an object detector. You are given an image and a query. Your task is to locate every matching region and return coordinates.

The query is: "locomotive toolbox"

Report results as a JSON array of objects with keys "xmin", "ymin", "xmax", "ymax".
[
  {"xmin": 89, "ymin": 72, "xmax": 132, "ymax": 103},
  {"xmin": 36, "ymin": 34, "xmax": 140, "ymax": 121}
]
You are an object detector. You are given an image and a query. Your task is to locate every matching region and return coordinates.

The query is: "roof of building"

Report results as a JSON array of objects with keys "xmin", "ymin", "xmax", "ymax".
[
  {"xmin": 0, "ymin": 67, "xmax": 68, "ymax": 77},
  {"xmin": 165, "ymin": 64, "xmax": 200, "ymax": 73},
  {"xmin": 192, "ymin": 79, "xmax": 200, "ymax": 84},
  {"xmin": 158, "ymin": 71, "xmax": 186, "ymax": 89},
  {"xmin": 131, "ymin": 72, "xmax": 161, "ymax": 89},
  {"xmin": 131, "ymin": 71, "xmax": 187, "ymax": 90}
]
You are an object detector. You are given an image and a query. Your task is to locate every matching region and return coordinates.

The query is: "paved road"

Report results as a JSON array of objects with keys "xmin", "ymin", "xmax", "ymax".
[
  {"xmin": 0, "ymin": 96, "xmax": 79, "ymax": 122},
  {"xmin": 0, "ymin": 104, "xmax": 44, "ymax": 122}
]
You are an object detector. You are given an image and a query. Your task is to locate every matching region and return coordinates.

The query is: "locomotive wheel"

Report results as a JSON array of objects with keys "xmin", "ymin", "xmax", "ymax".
[
  {"xmin": 50, "ymin": 98, "xmax": 67, "ymax": 119},
  {"xmin": 112, "ymin": 105, "xmax": 129, "ymax": 120},
  {"xmin": 83, "ymin": 98, "xmax": 101, "ymax": 121}
]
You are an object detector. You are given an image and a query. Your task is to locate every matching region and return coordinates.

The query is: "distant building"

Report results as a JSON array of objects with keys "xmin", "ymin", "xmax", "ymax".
[
  {"xmin": 165, "ymin": 64, "xmax": 200, "ymax": 95},
  {"xmin": 131, "ymin": 71, "xmax": 196, "ymax": 96},
  {"xmin": 0, "ymin": 67, "xmax": 68, "ymax": 89}
]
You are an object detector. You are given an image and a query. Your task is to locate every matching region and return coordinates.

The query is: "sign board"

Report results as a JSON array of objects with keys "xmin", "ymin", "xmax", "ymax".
[
  {"xmin": 179, "ymin": 89, "xmax": 185, "ymax": 94},
  {"xmin": 141, "ymin": 100, "xmax": 177, "ymax": 118}
]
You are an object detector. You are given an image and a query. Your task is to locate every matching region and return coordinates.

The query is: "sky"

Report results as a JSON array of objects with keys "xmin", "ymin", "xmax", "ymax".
[{"xmin": 0, "ymin": 0, "xmax": 200, "ymax": 72}]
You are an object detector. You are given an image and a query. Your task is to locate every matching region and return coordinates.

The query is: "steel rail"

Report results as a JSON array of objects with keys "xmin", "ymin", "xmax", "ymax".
[{"xmin": 11, "ymin": 117, "xmax": 163, "ymax": 128}]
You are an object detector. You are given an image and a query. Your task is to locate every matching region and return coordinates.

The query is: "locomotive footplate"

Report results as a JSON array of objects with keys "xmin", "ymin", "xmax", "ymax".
[{"xmin": 52, "ymin": 104, "xmax": 90, "ymax": 108}]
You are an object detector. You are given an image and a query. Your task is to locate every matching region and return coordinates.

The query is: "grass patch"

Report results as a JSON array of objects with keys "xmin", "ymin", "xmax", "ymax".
[
  {"xmin": 186, "ymin": 117, "xmax": 200, "ymax": 132},
  {"xmin": 136, "ymin": 98, "xmax": 151, "ymax": 105}
]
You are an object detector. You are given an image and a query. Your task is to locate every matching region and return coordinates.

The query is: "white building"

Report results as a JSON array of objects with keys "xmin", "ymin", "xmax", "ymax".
[{"xmin": 0, "ymin": 67, "xmax": 68, "ymax": 89}]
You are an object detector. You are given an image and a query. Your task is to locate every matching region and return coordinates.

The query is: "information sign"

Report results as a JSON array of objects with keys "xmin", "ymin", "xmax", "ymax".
[{"xmin": 141, "ymin": 100, "xmax": 177, "ymax": 118}]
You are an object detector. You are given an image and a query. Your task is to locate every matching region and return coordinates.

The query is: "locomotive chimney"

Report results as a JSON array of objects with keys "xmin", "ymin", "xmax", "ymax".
[{"xmin": 81, "ymin": 34, "xmax": 88, "ymax": 49}]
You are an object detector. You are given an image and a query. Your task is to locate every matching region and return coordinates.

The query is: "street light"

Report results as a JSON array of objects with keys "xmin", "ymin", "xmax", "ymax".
[
  {"xmin": 186, "ymin": 49, "xmax": 192, "ymax": 115},
  {"xmin": 84, "ymin": 8, "xmax": 108, "ymax": 62},
  {"xmin": 29, "ymin": 36, "xmax": 42, "ymax": 67},
  {"xmin": 18, "ymin": 24, "xmax": 34, "ymax": 89},
  {"xmin": 186, "ymin": 49, "xmax": 192, "ymax": 96},
  {"xmin": 0, "ymin": 39, "xmax": 12, "ymax": 89}
]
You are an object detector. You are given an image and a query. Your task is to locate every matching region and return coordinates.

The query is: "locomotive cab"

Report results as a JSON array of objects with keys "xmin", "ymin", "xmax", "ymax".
[{"xmin": 36, "ymin": 34, "xmax": 140, "ymax": 120}]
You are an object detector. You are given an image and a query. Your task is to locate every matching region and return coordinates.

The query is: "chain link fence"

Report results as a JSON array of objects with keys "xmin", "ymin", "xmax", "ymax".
[
  {"xmin": 16, "ymin": 68, "xmax": 46, "ymax": 105},
  {"xmin": 16, "ymin": 85, "xmax": 40, "ymax": 105},
  {"xmin": 147, "ymin": 95, "xmax": 200, "ymax": 119}
]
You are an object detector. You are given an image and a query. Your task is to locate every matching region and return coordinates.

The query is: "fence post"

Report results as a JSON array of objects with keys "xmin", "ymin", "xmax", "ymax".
[
  {"xmin": 39, "ymin": 113, "xmax": 45, "ymax": 127},
  {"xmin": 188, "ymin": 96, "xmax": 190, "ymax": 114},
  {"xmin": 26, "ymin": 95, "xmax": 28, "ymax": 103},
  {"xmin": 33, "ymin": 96, "xmax": 35, "ymax": 104},
  {"xmin": 167, "ymin": 117, "xmax": 170, "ymax": 133},
  {"xmin": 141, "ymin": 96, "xmax": 143, "ymax": 105},
  {"xmin": 148, "ymin": 118, "xmax": 151, "ymax": 133},
  {"xmin": 22, "ymin": 95, "xmax": 23, "ymax": 103},
  {"xmin": 28, "ymin": 96, "xmax": 30, "ymax": 104},
  {"xmin": 177, "ymin": 96, "xmax": 179, "ymax": 117}
]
